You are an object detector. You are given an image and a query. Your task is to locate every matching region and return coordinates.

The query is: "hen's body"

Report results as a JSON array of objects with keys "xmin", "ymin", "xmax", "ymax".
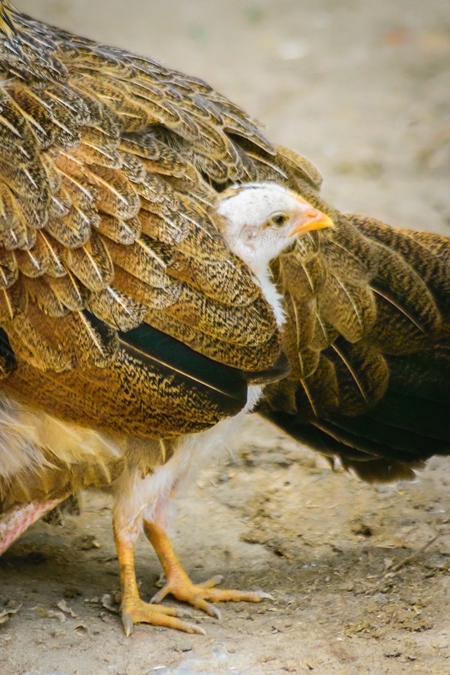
[{"xmin": 0, "ymin": 2, "xmax": 450, "ymax": 633}]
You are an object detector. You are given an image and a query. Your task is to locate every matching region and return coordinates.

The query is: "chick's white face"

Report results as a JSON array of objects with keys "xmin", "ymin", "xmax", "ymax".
[{"xmin": 217, "ymin": 182, "xmax": 332, "ymax": 275}]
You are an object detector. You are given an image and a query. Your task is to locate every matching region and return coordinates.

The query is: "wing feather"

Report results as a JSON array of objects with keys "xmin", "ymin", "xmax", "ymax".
[{"xmin": 0, "ymin": 8, "xmax": 282, "ymax": 440}]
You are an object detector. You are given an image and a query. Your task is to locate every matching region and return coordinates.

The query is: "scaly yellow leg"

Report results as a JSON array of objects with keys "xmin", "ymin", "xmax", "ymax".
[
  {"xmin": 144, "ymin": 520, "xmax": 271, "ymax": 619},
  {"xmin": 113, "ymin": 524, "xmax": 205, "ymax": 635}
]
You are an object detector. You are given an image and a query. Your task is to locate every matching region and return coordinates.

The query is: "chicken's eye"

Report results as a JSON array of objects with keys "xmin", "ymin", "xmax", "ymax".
[{"xmin": 269, "ymin": 213, "xmax": 288, "ymax": 227}]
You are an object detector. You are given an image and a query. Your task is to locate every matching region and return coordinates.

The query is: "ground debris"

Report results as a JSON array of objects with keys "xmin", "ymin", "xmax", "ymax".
[
  {"xmin": 390, "ymin": 532, "xmax": 446, "ymax": 572},
  {"xmin": 0, "ymin": 600, "xmax": 21, "ymax": 626},
  {"xmin": 101, "ymin": 593, "xmax": 120, "ymax": 614},
  {"xmin": 76, "ymin": 534, "xmax": 101, "ymax": 550},
  {"xmin": 57, "ymin": 600, "xmax": 78, "ymax": 618},
  {"xmin": 33, "ymin": 606, "xmax": 66, "ymax": 622}
]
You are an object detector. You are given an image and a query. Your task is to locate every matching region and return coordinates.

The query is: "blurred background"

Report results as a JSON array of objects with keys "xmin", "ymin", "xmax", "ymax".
[{"xmin": 18, "ymin": 0, "xmax": 450, "ymax": 232}]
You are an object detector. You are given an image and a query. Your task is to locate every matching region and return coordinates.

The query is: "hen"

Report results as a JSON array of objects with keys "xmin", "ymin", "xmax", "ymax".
[{"xmin": 0, "ymin": 1, "xmax": 449, "ymax": 633}]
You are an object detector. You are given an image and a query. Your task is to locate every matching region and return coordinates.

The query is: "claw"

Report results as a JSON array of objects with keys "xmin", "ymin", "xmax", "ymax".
[
  {"xmin": 150, "ymin": 568, "xmax": 268, "ymax": 618},
  {"xmin": 205, "ymin": 603, "xmax": 221, "ymax": 620},
  {"xmin": 121, "ymin": 598, "xmax": 204, "ymax": 635},
  {"xmin": 144, "ymin": 521, "xmax": 272, "ymax": 618},
  {"xmin": 114, "ymin": 523, "xmax": 205, "ymax": 635},
  {"xmin": 150, "ymin": 573, "xmax": 224, "ymax": 609},
  {"xmin": 255, "ymin": 591, "xmax": 274, "ymax": 601},
  {"xmin": 122, "ymin": 612, "xmax": 134, "ymax": 638}
]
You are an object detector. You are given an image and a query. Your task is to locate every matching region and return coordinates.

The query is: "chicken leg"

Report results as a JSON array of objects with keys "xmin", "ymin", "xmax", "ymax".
[
  {"xmin": 144, "ymin": 520, "xmax": 271, "ymax": 619},
  {"xmin": 113, "ymin": 521, "xmax": 205, "ymax": 635}
]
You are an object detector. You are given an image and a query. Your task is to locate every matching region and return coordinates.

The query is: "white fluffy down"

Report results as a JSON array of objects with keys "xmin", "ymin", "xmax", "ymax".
[{"xmin": 113, "ymin": 385, "xmax": 263, "ymax": 543}]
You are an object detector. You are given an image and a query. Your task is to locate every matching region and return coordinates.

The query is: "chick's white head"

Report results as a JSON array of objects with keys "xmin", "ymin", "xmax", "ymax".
[{"xmin": 217, "ymin": 182, "xmax": 333, "ymax": 277}]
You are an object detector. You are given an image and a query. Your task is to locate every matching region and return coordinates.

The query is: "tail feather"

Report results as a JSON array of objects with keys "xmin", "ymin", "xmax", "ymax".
[{"xmin": 261, "ymin": 409, "xmax": 429, "ymax": 483}]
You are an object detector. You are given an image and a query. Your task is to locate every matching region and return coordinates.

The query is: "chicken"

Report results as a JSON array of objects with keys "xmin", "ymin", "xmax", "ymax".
[
  {"xmin": 0, "ymin": 1, "xmax": 449, "ymax": 634},
  {"xmin": 110, "ymin": 184, "xmax": 332, "ymax": 634}
]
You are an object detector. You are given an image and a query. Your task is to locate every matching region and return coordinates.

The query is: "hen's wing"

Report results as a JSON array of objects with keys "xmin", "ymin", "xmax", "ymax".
[{"xmin": 0, "ymin": 6, "xmax": 283, "ymax": 441}]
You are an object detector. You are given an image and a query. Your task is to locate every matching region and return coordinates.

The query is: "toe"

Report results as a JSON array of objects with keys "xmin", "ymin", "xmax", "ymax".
[
  {"xmin": 121, "ymin": 599, "xmax": 202, "ymax": 635},
  {"xmin": 197, "ymin": 575, "xmax": 223, "ymax": 590}
]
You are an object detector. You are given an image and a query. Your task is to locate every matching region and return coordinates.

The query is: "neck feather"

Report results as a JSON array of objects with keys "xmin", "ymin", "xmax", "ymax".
[{"xmin": 251, "ymin": 264, "xmax": 285, "ymax": 328}]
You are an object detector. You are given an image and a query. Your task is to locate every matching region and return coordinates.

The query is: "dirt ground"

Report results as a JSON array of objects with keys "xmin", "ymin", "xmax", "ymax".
[{"xmin": 1, "ymin": 1, "xmax": 450, "ymax": 673}]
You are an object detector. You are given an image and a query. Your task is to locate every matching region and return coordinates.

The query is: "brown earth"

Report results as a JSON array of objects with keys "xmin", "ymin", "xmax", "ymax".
[{"xmin": 0, "ymin": 1, "xmax": 449, "ymax": 673}]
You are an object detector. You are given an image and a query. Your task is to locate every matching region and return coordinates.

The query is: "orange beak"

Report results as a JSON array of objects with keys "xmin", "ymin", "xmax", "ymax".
[{"xmin": 289, "ymin": 198, "xmax": 335, "ymax": 236}]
